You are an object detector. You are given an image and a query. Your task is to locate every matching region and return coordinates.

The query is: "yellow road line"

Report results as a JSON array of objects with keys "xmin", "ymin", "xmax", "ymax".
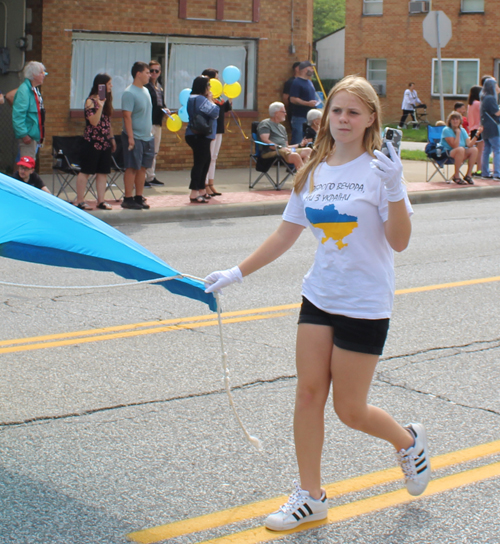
[
  {"xmin": 126, "ymin": 440, "xmax": 500, "ymax": 543},
  {"xmin": 0, "ymin": 312, "xmax": 294, "ymax": 354},
  {"xmin": 3, "ymin": 275, "xmax": 500, "ymax": 354},
  {"xmin": 196, "ymin": 461, "xmax": 500, "ymax": 544}
]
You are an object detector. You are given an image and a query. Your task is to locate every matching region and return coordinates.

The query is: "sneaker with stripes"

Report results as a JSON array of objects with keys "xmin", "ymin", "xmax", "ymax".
[
  {"xmin": 396, "ymin": 422, "xmax": 431, "ymax": 496},
  {"xmin": 264, "ymin": 480, "xmax": 328, "ymax": 531}
]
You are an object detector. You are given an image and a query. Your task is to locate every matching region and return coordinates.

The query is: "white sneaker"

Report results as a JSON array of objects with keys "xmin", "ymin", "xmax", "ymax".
[
  {"xmin": 264, "ymin": 481, "xmax": 328, "ymax": 531},
  {"xmin": 396, "ymin": 423, "xmax": 431, "ymax": 496}
]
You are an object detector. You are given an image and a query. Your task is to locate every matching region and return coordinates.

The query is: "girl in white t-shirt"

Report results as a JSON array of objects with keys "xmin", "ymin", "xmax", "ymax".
[{"xmin": 204, "ymin": 76, "xmax": 430, "ymax": 532}]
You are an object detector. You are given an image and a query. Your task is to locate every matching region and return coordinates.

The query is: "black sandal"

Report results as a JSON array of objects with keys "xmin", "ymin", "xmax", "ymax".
[
  {"xmin": 97, "ymin": 201, "xmax": 112, "ymax": 210},
  {"xmin": 76, "ymin": 202, "xmax": 92, "ymax": 210},
  {"xmin": 189, "ymin": 196, "xmax": 208, "ymax": 203},
  {"xmin": 452, "ymin": 177, "xmax": 467, "ymax": 185},
  {"xmin": 208, "ymin": 184, "xmax": 222, "ymax": 196},
  {"xmin": 463, "ymin": 175, "xmax": 474, "ymax": 185}
]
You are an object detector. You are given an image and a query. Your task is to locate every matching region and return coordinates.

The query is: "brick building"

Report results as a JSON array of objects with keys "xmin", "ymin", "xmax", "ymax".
[
  {"xmin": 0, "ymin": 0, "xmax": 313, "ymax": 174},
  {"xmin": 345, "ymin": 0, "xmax": 499, "ymax": 126}
]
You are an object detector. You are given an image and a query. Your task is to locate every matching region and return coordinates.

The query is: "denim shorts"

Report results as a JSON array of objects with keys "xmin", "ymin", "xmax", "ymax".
[
  {"xmin": 297, "ymin": 296, "xmax": 390, "ymax": 356},
  {"xmin": 121, "ymin": 133, "xmax": 154, "ymax": 170}
]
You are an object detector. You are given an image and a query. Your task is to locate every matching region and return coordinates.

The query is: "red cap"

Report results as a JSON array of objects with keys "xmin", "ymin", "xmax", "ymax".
[{"xmin": 17, "ymin": 156, "xmax": 36, "ymax": 168}]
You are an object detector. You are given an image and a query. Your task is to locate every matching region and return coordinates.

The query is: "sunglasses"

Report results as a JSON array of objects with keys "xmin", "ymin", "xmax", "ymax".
[{"xmin": 150, "ymin": 69, "xmax": 160, "ymax": 73}]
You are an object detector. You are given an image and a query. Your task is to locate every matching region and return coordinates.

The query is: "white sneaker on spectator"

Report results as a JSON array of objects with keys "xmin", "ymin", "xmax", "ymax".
[
  {"xmin": 396, "ymin": 422, "xmax": 431, "ymax": 496},
  {"xmin": 264, "ymin": 481, "xmax": 328, "ymax": 531}
]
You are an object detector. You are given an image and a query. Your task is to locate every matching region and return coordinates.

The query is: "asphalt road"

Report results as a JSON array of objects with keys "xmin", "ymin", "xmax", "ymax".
[{"xmin": 1, "ymin": 198, "xmax": 500, "ymax": 544}]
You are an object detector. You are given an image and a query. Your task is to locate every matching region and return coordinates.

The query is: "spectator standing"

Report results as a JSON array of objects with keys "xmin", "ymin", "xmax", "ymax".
[
  {"xmin": 398, "ymin": 82, "xmax": 424, "ymax": 129},
  {"xmin": 282, "ymin": 61, "xmax": 301, "ymax": 112},
  {"xmin": 257, "ymin": 102, "xmax": 312, "ymax": 169},
  {"xmin": 202, "ymin": 68, "xmax": 232, "ymax": 197},
  {"xmin": 454, "ymin": 102, "xmax": 469, "ymax": 133},
  {"xmin": 467, "ymin": 85, "xmax": 484, "ymax": 176},
  {"xmin": 12, "ymin": 61, "xmax": 46, "ymax": 160},
  {"xmin": 75, "ymin": 74, "xmax": 116, "ymax": 210},
  {"xmin": 289, "ymin": 61, "xmax": 317, "ymax": 145},
  {"xmin": 12, "ymin": 156, "xmax": 50, "ymax": 193},
  {"xmin": 480, "ymin": 78, "xmax": 500, "ymax": 180},
  {"xmin": 145, "ymin": 60, "xmax": 168, "ymax": 187},
  {"xmin": 204, "ymin": 76, "xmax": 429, "ymax": 532},
  {"xmin": 185, "ymin": 76, "xmax": 219, "ymax": 203},
  {"xmin": 440, "ymin": 111, "xmax": 479, "ymax": 185},
  {"xmin": 121, "ymin": 61, "xmax": 154, "ymax": 210}
]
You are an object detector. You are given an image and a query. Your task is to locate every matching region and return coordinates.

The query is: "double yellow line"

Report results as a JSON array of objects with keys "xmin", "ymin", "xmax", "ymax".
[
  {"xmin": 2, "ymin": 276, "xmax": 500, "ymax": 355},
  {"xmin": 127, "ymin": 440, "xmax": 500, "ymax": 543}
]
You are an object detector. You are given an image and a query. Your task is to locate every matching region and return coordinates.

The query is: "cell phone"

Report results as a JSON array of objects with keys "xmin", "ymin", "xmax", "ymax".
[
  {"xmin": 98, "ymin": 84, "xmax": 106, "ymax": 101},
  {"xmin": 381, "ymin": 127, "xmax": 402, "ymax": 159}
]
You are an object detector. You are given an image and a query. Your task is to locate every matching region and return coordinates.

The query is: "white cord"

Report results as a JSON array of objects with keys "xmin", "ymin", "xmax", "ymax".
[{"xmin": 0, "ymin": 273, "xmax": 263, "ymax": 450}]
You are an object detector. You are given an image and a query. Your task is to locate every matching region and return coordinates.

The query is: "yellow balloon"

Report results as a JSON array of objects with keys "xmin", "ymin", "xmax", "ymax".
[
  {"xmin": 210, "ymin": 78, "xmax": 223, "ymax": 98},
  {"xmin": 223, "ymin": 82, "xmax": 241, "ymax": 99},
  {"xmin": 166, "ymin": 113, "xmax": 182, "ymax": 132}
]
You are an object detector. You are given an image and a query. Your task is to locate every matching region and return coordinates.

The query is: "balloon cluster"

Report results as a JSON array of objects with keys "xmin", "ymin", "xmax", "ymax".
[{"xmin": 167, "ymin": 65, "xmax": 242, "ymax": 132}]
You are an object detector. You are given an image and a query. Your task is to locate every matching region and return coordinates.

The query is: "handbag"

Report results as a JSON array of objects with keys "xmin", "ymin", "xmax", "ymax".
[{"xmin": 191, "ymin": 113, "xmax": 212, "ymax": 135}]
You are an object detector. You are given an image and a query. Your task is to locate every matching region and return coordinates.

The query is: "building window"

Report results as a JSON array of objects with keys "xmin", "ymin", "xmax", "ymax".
[
  {"xmin": 461, "ymin": 0, "xmax": 484, "ymax": 12},
  {"xmin": 70, "ymin": 38, "xmax": 152, "ymax": 110},
  {"xmin": 363, "ymin": 0, "xmax": 383, "ymax": 15},
  {"xmin": 432, "ymin": 59, "xmax": 479, "ymax": 96},
  {"xmin": 166, "ymin": 37, "xmax": 256, "ymax": 110},
  {"xmin": 367, "ymin": 59, "xmax": 387, "ymax": 96}
]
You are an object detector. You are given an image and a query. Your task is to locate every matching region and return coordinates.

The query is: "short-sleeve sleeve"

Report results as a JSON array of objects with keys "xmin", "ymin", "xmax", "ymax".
[
  {"xmin": 282, "ymin": 185, "xmax": 309, "ymax": 227},
  {"xmin": 121, "ymin": 90, "xmax": 134, "ymax": 112}
]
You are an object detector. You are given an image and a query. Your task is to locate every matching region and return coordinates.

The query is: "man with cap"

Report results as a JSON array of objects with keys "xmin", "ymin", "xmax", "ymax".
[
  {"xmin": 289, "ymin": 60, "xmax": 318, "ymax": 145},
  {"xmin": 12, "ymin": 156, "xmax": 51, "ymax": 193}
]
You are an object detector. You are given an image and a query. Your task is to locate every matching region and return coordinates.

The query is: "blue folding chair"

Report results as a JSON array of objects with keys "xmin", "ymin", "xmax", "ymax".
[
  {"xmin": 249, "ymin": 121, "xmax": 295, "ymax": 190},
  {"xmin": 425, "ymin": 125, "xmax": 456, "ymax": 183}
]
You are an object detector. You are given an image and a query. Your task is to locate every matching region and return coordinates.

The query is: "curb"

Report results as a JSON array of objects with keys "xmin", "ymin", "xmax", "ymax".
[{"xmin": 89, "ymin": 186, "xmax": 500, "ymax": 226}]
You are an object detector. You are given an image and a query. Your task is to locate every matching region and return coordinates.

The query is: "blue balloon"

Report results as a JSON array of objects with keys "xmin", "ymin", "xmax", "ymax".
[
  {"xmin": 179, "ymin": 88, "xmax": 191, "ymax": 107},
  {"xmin": 222, "ymin": 65, "xmax": 241, "ymax": 85},
  {"xmin": 178, "ymin": 106, "xmax": 189, "ymax": 123}
]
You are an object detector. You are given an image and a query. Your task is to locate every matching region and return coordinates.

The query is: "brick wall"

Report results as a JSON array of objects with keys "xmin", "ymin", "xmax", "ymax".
[
  {"xmin": 36, "ymin": 0, "xmax": 313, "ymax": 173},
  {"xmin": 345, "ymin": 0, "xmax": 495, "ymax": 126}
]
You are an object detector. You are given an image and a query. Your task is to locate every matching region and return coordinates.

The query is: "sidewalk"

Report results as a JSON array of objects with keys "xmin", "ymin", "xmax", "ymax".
[{"xmin": 41, "ymin": 152, "xmax": 500, "ymax": 226}]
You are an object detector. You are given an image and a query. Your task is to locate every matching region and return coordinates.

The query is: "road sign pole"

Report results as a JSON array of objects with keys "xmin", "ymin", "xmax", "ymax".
[{"xmin": 436, "ymin": 12, "xmax": 445, "ymax": 121}]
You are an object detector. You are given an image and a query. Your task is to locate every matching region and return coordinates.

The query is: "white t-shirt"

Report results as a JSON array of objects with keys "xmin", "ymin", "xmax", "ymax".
[
  {"xmin": 401, "ymin": 89, "xmax": 420, "ymax": 111},
  {"xmin": 283, "ymin": 153, "xmax": 413, "ymax": 319}
]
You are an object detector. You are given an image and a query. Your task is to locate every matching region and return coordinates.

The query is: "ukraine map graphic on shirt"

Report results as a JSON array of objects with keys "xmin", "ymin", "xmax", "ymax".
[{"xmin": 305, "ymin": 204, "xmax": 358, "ymax": 249}]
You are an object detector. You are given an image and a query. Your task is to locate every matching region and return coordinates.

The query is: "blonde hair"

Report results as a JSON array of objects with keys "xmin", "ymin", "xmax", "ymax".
[{"xmin": 293, "ymin": 75, "xmax": 382, "ymax": 193}]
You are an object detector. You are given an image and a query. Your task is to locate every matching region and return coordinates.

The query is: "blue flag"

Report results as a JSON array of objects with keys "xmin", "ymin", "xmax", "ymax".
[{"xmin": 0, "ymin": 173, "xmax": 216, "ymax": 311}]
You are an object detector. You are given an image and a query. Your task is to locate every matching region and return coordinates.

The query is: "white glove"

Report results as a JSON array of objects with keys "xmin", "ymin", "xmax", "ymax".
[
  {"xmin": 204, "ymin": 266, "xmax": 243, "ymax": 294},
  {"xmin": 370, "ymin": 141, "xmax": 406, "ymax": 202}
]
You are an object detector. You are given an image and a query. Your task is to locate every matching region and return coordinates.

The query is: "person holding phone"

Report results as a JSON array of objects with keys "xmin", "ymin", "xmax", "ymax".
[
  {"xmin": 204, "ymin": 76, "xmax": 430, "ymax": 531},
  {"xmin": 75, "ymin": 73, "xmax": 116, "ymax": 210}
]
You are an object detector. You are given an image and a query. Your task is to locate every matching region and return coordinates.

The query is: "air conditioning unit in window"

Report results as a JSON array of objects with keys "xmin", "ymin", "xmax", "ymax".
[
  {"xmin": 371, "ymin": 83, "xmax": 385, "ymax": 96},
  {"xmin": 409, "ymin": 1, "xmax": 430, "ymax": 14}
]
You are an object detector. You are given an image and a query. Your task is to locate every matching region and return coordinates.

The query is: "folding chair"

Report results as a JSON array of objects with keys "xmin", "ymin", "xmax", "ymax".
[
  {"xmin": 52, "ymin": 136, "xmax": 85, "ymax": 200},
  {"xmin": 249, "ymin": 121, "xmax": 295, "ymax": 190},
  {"xmin": 105, "ymin": 137, "xmax": 125, "ymax": 200},
  {"xmin": 425, "ymin": 125, "xmax": 456, "ymax": 183}
]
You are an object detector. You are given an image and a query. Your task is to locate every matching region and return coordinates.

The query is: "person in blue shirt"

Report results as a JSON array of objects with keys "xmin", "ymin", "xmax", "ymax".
[
  {"xmin": 289, "ymin": 61, "xmax": 318, "ymax": 145},
  {"xmin": 440, "ymin": 111, "xmax": 480, "ymax": 185},
  {"xmin": 480, "ymin": 78, "xmax": 500, "ymax": 180}
]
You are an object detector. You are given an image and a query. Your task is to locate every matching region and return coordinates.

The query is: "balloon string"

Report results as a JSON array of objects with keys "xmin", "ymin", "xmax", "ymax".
[
  {"xmin": 0, "ymin": 273, "xmax": 263, "ymax": 451},
  {"xmin": 229, "ymin": 110, "xmax": 249, "ymax": 140}
]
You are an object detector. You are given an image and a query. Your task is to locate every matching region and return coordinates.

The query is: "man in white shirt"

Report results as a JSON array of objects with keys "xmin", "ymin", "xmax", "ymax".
[{"xmin": 398, "ymin": 82, "xmax": 425, "ymax": 128}]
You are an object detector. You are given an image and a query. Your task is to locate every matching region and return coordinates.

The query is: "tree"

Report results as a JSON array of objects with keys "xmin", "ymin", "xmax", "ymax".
[{"xmin": 313, "ymin": 0, "xmax": 346, "ymax": 42}]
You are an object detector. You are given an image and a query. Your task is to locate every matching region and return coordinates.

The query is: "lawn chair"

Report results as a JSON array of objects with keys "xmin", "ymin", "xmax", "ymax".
[
  {"xmin": 425, "ymin": 125, "xmax": 455, "ymax": 183},
  {"xmin": 52, "ymin": 136, "xmax": 85, "ymax": 200},
  {"xmin": 105, "ymin": 137, "xmax": 125, "ymax": 200},
  {"xmin": 249, "ymin": 121, "xmax": 295, "ymax": 190}
]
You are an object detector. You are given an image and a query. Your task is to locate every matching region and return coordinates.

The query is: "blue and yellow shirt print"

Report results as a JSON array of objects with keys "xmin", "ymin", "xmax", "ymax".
[{"xmin": 305, "ymin": 205, "xmax": 359, "ymax": 250}]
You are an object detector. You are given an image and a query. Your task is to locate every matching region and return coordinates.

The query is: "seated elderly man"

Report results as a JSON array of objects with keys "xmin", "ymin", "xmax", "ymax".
[{"xmin": 257, "ymin": 102, "xmax": 312, "ymax": 169}]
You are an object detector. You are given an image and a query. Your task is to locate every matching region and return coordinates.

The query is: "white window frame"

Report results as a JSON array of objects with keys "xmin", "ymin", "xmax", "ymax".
[
  {"xmin": 363, "ymin": 0, "xmax": 383, "ymax": 15},
  {"xmin": 431, "ymin": 58, "xmax": 480, "ymax": 97},
  {"xmin": 165, "ymin": 36, "xmax": 257, "ymax": 111},
  {"xmin": 461, "ymin": 0, "xmax": 484, "ymax": 13},
  {"xmin": 366, "ymin": 58, "xmax": 387, "ymax": 96}
]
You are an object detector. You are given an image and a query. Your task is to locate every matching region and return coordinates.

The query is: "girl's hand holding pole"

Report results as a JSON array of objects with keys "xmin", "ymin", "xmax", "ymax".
[
  {"xmin": 204, "ymin": 266, "xmax": 243, "ymax": 294},
  {"xmin": 370, "ymin": 142, "xmax": 406, "ymax": 202}
]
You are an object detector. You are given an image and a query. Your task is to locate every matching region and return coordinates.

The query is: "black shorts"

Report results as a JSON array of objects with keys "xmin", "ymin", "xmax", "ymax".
[
  {"xmin": 470, "ymin": 129, "xmax": 483, "ymax": 142},
  {"xmin": 80, "ymin": 138, "xmax": 112, "ymax": 175},
  {"xmin": 297, "ymin": 296, "xmax": 390, "ymax": 356}
]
